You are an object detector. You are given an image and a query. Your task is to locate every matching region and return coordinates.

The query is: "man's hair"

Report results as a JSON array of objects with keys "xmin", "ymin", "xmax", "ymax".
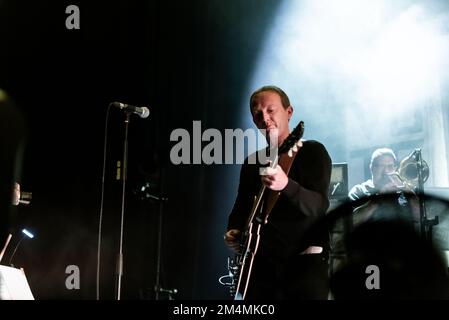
[
  {"xmin": 249, "ymin": 85, "xmax": 291, "ymax": 113},
  {"xmin": 370, "ymin": 147, "xmax": 397, "ymax": 168}
]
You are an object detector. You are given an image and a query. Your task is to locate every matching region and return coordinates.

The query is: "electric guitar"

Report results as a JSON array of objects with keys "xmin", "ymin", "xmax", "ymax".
[{"xmin": 231, "ymin": 121, "xmax": 305, "ymax": 300}]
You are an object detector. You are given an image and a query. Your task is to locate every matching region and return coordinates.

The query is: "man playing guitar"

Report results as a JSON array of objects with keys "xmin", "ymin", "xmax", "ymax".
[{"xmin": 224, "ymin": 85, "xmax": 332, "ymax": 300}]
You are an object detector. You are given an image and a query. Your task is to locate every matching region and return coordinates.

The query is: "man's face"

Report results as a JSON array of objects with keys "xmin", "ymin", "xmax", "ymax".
[
  {"xmin": 371, "ymin": 155, "xmax": 397, "ymax": 189},
  {"xmin": 251, "ymin": 90, "xmax": 293, "ymax": 145}
]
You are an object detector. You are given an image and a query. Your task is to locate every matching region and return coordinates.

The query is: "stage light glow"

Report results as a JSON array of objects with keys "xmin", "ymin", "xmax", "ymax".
[
  {"xmin": 244, "ymin": 0, "xmax": 448, "ymax": 162},
  {"xmin": 354, "ymin": 4, "xmax": 444, "ymax": 115},
  {"xmin": 22, "ymin": 229, "xmax": 34, "ymax": 239}
]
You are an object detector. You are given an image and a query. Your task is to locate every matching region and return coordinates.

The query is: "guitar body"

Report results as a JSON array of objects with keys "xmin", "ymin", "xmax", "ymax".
[
  {"xmin": 234, "ymin": 221, "xmax": 261, "ymax": 300},
  {"xmin": 231, "ymin": 121, "xmax": 305, "ymax": 300}
]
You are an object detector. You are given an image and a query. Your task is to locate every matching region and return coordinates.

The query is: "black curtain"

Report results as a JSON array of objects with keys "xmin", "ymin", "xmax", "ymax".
[{"xmin": 0, "ymin": 0, "xmax": 281, "ymax": 299}]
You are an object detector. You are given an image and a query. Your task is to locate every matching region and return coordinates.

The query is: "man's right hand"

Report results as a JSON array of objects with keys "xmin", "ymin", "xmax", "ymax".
[
  {"xmin": 224, "ymin": 229, "xmax": 241, "ymax": 253},
  {"xmin": 379, "ymin": 181, "xmax": 398, "ymax": 194},
  {"xmin": 378, "ymin": 174, "xmax": 402, "ymax": 194}
]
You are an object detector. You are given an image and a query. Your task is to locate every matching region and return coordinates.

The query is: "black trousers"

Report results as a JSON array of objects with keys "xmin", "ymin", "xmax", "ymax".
[{"xmin": 244, "ymin": 251, "xmax": 329, "ymax": 300}]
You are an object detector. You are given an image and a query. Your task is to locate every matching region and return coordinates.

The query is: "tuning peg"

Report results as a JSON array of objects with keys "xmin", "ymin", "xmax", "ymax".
[
  {"xmin": 296, "ymin": 141, "xmax": 303, "ymax": 147},
  {"xmin": 288, "ymin": 149, "xmax": 293, "ymax": 157},
  {"xmin": 292, "ymin": 144, "xmax": 298, "ymax": 152}
]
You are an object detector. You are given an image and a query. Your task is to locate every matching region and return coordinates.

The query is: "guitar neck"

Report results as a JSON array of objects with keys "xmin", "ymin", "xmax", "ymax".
[{"xmin": 244, "ymin": 154, "xmax": 279, "ymax": 230}]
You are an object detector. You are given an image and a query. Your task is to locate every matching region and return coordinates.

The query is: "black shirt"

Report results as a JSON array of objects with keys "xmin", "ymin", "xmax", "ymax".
[{"xmin": 227, "ymin": 140, "xmax": 332, "ymax": 259}]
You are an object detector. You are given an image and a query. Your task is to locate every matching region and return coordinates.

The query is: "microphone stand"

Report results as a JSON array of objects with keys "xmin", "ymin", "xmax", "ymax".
[
  {"xmin": 116, "ymin": 112, "xmax": 131, "ymax": 300},
  {"xmin": 152, "ymin": 168, "xmax": 177, "ymax": 300},
  {"xmin": 154, "ymin": 186, "xmax": 164, "ymax": 301},
  {"xmin": 8, "ymin": 234, "xmax": 26, "ymax": 267},
  {"xmin": 414, "ymin": 149, "xmax": 438, "ymax": 241},
  {"xmin": 136, "ymin": 172, "xmax": 176, "ymax": 299}
]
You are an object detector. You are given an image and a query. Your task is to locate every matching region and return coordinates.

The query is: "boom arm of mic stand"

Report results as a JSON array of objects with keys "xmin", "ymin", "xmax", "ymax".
[{"xmin": 144, "ymin": 193, "xmax": 168, "ymax": 202}]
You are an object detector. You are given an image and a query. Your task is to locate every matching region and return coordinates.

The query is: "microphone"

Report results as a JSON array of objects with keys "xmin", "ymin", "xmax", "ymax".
[{"xmin": 111, "ymin": 102, "xmax": 150, "ymax": 119}]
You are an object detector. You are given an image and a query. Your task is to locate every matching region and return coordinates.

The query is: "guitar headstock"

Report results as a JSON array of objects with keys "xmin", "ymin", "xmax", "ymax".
[{"xmin": 279, "ymin": 121, "xmax": 304, "ymax": 157}]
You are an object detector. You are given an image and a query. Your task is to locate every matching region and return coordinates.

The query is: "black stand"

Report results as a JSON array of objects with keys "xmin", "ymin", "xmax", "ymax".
[
  {"xmin": 414, "ymin": 149, "xmax": 438, "ymax": 241},
  {"xmin": 8, "ymin": 234, "xmax": 26, "ymax": 267},
  {"xmin": 140, "ymin": 169, "xmax": 177, "ymax": 300},
  {"xmin": 154, "ymin": 188, "xmax": 166, "ymax": 300},
  {"xmin": 153, "ymin": 169, "xmax": 177, "ymax": 300},
  {"xmin": 115, "ymin": 112, "xmax": 130, "ymax": 300}
]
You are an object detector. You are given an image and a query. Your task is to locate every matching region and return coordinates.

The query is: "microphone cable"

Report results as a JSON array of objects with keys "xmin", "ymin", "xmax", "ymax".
[{"xmin": 96, "ymin": 103, "xmax": 112, "ymax": 300}]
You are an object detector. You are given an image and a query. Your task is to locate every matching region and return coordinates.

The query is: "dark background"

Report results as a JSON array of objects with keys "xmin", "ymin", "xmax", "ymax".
[{"xmin": 0, "ymin": 0, "xmax": 284, "ymax": 299}]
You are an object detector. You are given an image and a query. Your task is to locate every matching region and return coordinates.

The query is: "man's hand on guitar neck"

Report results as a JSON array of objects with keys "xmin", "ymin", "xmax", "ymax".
[
  {"xmin": 224, "ymin": 229, "xmax": 241, "ymax": 253},
  {"xmin": 260, "ymin": 165, "xmax": 288, "ymax": 191}
]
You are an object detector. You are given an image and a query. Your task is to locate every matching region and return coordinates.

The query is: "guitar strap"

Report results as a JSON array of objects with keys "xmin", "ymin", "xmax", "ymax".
[{"xmin": 259, "ymin": 142, "xmax": 302, "ymax": 224}]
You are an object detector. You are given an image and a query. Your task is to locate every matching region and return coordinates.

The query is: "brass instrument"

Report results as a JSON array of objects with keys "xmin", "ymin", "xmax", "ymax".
[
  {"xmin": 352, "ymin": 149, "xmax": 433, "ymax": 233},
  {"xmin": 387, "ymin": 149, "xmax": 429, "ymax": 191}
]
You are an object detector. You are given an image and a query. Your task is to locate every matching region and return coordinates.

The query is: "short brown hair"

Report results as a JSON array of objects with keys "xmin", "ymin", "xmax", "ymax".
[{"xmin": 249, "ymin": 85, "xmax": 291, "ymax": 114}]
